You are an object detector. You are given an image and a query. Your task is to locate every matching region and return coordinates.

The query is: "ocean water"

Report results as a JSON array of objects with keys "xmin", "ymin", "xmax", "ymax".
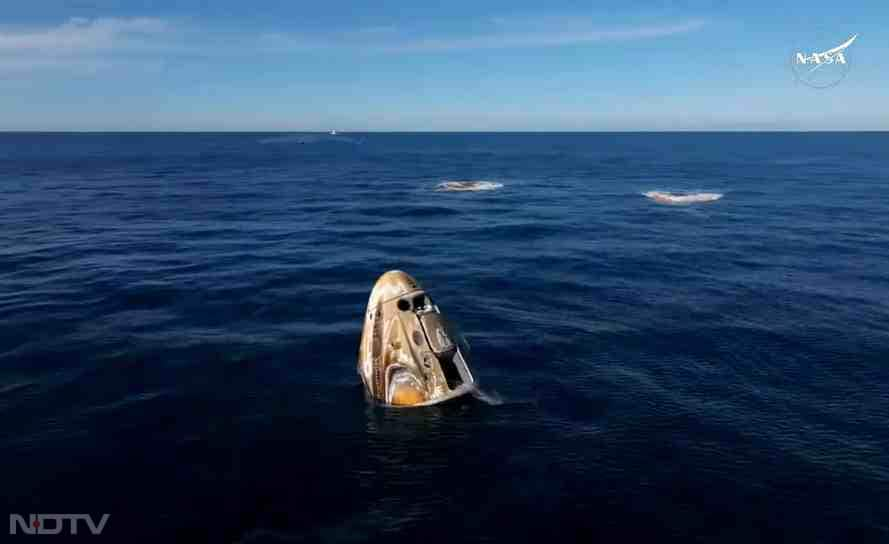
[{"xmin": 1, "ymin": 133, "xmax": 887, "ymax": 543}]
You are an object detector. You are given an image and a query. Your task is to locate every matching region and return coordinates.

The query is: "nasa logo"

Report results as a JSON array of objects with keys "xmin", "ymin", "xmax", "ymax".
[{"xmin": 791, "ymin": 34, "xmax": 858, "ymax": 88}]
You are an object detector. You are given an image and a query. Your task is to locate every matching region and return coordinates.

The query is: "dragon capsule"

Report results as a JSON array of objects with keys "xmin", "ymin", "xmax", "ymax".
[{"xmin": 358, "ymin": 271, "xmax": 476, "ymax": 406}]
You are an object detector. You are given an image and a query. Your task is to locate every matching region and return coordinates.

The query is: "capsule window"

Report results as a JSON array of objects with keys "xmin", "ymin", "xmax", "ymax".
[
  {"xmin": 397, "ymin": 299, "xmax": 411, "ymax": 312},
  {"xmin": 437, "ymin": 352, "xmax": 463, "ymax": 390},
  {"xmin": 412, "ymin": 295, "xmax": 429, "ymax": 311}
]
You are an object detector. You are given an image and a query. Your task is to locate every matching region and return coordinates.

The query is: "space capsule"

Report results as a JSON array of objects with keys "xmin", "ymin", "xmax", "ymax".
[{"xmin": 358, "ymin": 271, "xmax": 476, "ymax": 406}]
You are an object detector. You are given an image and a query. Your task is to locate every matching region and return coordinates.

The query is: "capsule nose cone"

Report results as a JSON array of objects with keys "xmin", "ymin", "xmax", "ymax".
[{"xmin": 370, "ymin": 270, "xmax": 422, "ymax": 303}]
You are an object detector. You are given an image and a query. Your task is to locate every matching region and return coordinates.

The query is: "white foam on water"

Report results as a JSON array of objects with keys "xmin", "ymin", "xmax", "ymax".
[
  {"xmin": 471, "ymin": 387, "xmax": 505, "ymax": 406},
  {"xmin": 643, "ymin": 191, "xmax": 723, "ymax": 204},
  {"xmin": 436, "ymin": 181, "xmax": 503, "ymax": 192},
  {"xmin": 470, "ymin": 387, "xmax": 539, "ymax": 408}
]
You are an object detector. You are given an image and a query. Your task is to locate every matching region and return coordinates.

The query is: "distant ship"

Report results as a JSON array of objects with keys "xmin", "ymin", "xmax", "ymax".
[{"xmin": 329, "ymin": 130, "xmax": 337, "ymax": 136}]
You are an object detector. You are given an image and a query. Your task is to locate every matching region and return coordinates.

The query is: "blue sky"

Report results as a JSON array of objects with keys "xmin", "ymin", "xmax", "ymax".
[{"xmin": 1, "ymin": 1, "xmax": 886, "ymax": 130}]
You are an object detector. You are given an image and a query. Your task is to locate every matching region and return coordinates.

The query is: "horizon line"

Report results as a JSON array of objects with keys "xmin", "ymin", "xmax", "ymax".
[{"xmin": 1, "ymin": 129, "xmax": 888, "ymax": 134}]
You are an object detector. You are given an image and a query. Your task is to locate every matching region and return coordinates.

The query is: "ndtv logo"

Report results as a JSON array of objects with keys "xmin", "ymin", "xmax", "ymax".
[{"xmin": 9, "ymin": 514, "xmax": 109, "ymax": 535}]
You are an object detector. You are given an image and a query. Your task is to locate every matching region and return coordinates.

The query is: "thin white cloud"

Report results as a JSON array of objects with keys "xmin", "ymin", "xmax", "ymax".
[
  {"xmin": 0, "ymin": 57, "xmax": 107, "ymax": 74},
  {"xmin": 375, "ymin": 19, "xmax": 707, "ymax": 52},
  {"xmin": 255, "ymin": 32, "xmax": 321, "ymax": 51},
  {"xmin": 353, "ymin": 25, "xmax": 399, "ymax": 36},
  {"xmin": 0, "ymin": 17, "xmax": 169, "ymax": 54},
  {"xmin": 255, "ymin": 24, "xmax": 400, "ymax": 51},
  {"xmin": 0, "ymin": 57, "xmax": 167, "ymax": 78},
  {"xmin": 0, "ymin": 15, "xmax": 706, "ymax": 77},
  {"xmin": 251, "ymin": 18, "xmax": 707, "ymax": 54}
]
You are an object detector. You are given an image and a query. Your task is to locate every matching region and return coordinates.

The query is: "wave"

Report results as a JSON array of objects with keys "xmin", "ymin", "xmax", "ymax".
[
  {"xmin": 436, "ymin": 181, "xmax": 503, "ymax": 192},
  {"xmin": 643, "ymin": 191, "xmax": 723, "ymax": 204}
]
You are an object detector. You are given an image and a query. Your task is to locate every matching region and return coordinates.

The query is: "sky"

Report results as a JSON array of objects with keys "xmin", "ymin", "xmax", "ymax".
[{"xmin": 0, "ymin": 1, "xmax": 887, "ymax": 131}]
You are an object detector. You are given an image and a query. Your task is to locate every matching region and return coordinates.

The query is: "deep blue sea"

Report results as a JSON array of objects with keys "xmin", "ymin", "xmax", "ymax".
[{"xmin": 1, "ymin": 133, "xmax": 887, "ymax": 543}]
